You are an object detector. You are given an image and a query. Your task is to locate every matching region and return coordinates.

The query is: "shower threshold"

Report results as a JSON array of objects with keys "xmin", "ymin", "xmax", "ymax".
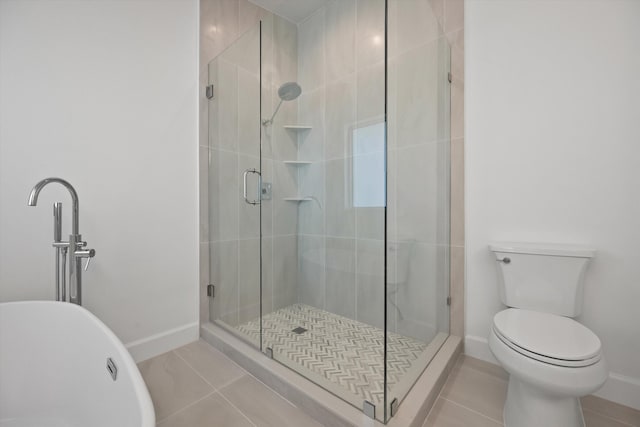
[{"xmin": 203, "ymin": 305, "xmax": 461, "ymax": 425}]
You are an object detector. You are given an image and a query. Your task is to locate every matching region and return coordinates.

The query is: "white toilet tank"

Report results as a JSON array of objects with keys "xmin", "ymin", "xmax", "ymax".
[{"xmin": 489, "ymin": 242, "xmax": 595, "ymax": 317}]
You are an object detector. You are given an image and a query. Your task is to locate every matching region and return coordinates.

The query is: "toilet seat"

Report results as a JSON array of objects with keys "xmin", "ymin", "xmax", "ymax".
[{"xmin": 493, "ymin": 309, "xmax": 602, "ymax": 368}]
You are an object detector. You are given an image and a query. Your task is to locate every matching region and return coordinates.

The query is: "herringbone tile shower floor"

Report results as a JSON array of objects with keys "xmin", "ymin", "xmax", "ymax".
[{"xmin": 235, "ymin": 304, "xmax": 427, "ymax": 407}]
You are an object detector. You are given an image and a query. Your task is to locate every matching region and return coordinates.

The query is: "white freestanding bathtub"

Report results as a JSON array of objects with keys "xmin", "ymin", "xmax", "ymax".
[{"xmin": 0, "ymin": 301, "xmax": 154, "ymax": 427}]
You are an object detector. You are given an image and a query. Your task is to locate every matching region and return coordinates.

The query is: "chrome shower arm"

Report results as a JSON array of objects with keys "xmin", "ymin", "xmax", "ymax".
[{"xmin": 262, "ymin": 99, "xmax": 284, "ymax": 126}]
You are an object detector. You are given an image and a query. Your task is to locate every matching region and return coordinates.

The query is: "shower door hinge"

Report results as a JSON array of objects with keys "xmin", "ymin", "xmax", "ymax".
[
  {"xmin": 207, "ymin": 284, "xmax": 215, "ymax": 298},
  {"xmin": 205, "ymin": 84, "xmax": 214, "ymax": 100},
  {"xmin": 363, "ymin": 400, "xmax": 376, "ymax": 420},
  {"xmin": 390, "ymin": 398, "xmax": 399, "ymax": 417},
  {"xmin": 446, "ymin": 296, "xmax": 451, "ymax": 306},
  {"xmin": 447, "ymin": 72, "xmax": 452, "ymax": 83}
]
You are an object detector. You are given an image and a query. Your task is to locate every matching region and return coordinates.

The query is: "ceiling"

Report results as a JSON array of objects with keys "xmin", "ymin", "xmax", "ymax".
[{"xmin": 249, "ymin": 0, "xmax": 330, "ymax": 24}]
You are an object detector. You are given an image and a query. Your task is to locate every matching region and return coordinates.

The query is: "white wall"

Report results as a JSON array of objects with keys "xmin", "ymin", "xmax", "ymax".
[
  {"xmin": 466, "ymin": 0, "xmax": 640, "ymax": 409},
  {"xmin": 0, "ymin": 0, "xmax": 199, "ymax": 361}
]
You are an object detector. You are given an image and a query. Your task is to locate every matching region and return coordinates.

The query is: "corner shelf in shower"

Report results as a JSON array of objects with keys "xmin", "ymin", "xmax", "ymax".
[
  {"xmin": 283, "ymin": 161, "xmax": 312, "ymax": 166},
  {"xmin": 283, "ymin": 125, "xmax": 312, "ymax": 131},
  {"xmin": 283, "ymin": 197, "xmax": 313, "ymax": 202}
]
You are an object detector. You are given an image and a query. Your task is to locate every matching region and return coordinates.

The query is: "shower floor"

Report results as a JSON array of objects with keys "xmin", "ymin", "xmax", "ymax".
[{"xmin": 234, "ymin": 304, "xmax": 428, "ymax": 408}]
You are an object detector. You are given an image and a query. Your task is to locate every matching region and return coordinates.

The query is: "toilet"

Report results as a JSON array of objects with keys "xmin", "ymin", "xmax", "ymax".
[{"xmin": 488, "ymin": 242, "xmax": 608, "ymax": 427}]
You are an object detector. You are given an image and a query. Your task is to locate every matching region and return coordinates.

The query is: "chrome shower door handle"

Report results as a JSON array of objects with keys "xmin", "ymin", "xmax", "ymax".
[{"xmin": 243, "ymin": 168, "xmax": 261, "ymax": 205}]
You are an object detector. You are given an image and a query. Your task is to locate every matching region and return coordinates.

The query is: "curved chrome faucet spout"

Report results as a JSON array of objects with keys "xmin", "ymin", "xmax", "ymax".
[
  {"xmin": 28, "ymin": 177, "xmax": 79, "ymax": 235},
  {"xmin": 28, "ymin": 177, "xmax": 92, "ymax": 305}
]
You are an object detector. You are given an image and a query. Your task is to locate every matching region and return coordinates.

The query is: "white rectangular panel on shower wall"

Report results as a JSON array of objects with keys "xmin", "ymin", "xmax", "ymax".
[{"xmin": 352, "ymin": 122, "xmax": 386, "ymax": 208}]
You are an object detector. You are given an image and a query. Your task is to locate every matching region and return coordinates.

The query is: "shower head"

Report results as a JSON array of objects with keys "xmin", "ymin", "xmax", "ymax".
[
  {"xmin": 278, "ymin": 82, "xmax": 301, "ymax": 101},
  {"xmin": 263, "ymin": 82, "xmax": 302, "ymax": 126}
]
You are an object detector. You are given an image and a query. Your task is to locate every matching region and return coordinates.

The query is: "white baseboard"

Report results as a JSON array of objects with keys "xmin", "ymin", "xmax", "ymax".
[
  {"xmin": 126, "ymin": 322, "xmax": 199, "ymax": 362},
  {"xmin": 464, "ymin": 335, "xmax": 498, "ymax": 365},
  {"xmin": 464, "ymin": 335, "xmax": 640, "ymax": 411},
  {"xmin": 594, "ymin": 372, "xmax": 640, "ymax": 410}
]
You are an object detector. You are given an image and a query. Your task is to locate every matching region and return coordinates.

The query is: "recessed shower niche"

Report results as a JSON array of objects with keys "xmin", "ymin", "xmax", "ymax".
[{"xmin": 206, "ymin": 1, "xmax": 451, "ymax": 422}]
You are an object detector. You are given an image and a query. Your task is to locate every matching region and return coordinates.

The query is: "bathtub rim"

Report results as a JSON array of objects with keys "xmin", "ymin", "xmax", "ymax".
[{"xmin": 0, "ymin": 300, "xmax": 155, "ymax": 427}]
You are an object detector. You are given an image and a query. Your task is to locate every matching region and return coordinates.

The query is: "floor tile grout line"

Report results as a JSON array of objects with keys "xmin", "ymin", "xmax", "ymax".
[
  {"xmin": 155, "ymin": 390, "xmax": 217, "ymax": 425},
  {"xmin": 423, "ymin": 353, "xmax": 462, "ymax": 424},
  {"xmin": 436, "ymin": 356, "xmax": 636, "ymax": 427},
  {"xmin": 172, "ymin": 347, "xmax": 247, "ymax": 395},
  {"xmin": 216, "ymin": 372, "xmax": 250, "ymax": 391},
  {"xmin": 440, "ymin": 397, "xmax": 504, "ymax": 425},
  {"xmin": 217, "ymin": 389, "xmax": 259, "ymax": 427},
  {"xmin": 455, "ymin": 362, "xmax": 509, "ymax": 385},
  {"xmin": 172, "ymin": 349, "xmax": 221, "ymax": 391},
  {"xmin": 201, "ymin": 336, "xmax": 321, "ymax": 414},
  {"xmin": 243, "ymin": 370, "xmax": 302, "ymax": 410},
  {"xmin": 158, "ymin": 344, "xmax": 637, "ymax": 427},
  {"xmin": 170, "ymin": 343, "xmax": 636, "ymax": 427},
  {"xmin": 197, "ymin": 338, "xmax": 252, "ymax": 375},
  {"xmin": 202, "ymin": 323, "xmax": 331, "ymax": 412},
  {"xmin": 582, "ymin": 407, "xmax": 637, "ymax": 427},
  {"xmin": 172, "ymin": 345, "xmax": 251, "ymax": 393}
]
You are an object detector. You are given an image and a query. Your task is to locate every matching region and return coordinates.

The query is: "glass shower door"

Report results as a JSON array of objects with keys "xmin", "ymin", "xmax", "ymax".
[
  {"xmin": 206, "ymin": 2, "xmax": 452, "ymax": 422},
  {"xmin": 208, "ymin": 23, "xmax": 263, "ymax": 347},
  {"xmin": 385, "ymin": 0, "xmax": 451, "ymax": 420},
  {"xmin": 255, "ymin": 2, "xmax": 390, "ymax": 421}
]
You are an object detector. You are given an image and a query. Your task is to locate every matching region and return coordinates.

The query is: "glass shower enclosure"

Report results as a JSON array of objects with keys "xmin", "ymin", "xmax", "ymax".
[{"xmin": 207, "ymin": 1, "xmax": 450, "ymax": 422}]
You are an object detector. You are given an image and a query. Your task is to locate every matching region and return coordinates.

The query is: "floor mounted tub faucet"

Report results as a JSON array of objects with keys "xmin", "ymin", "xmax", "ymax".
[{"xmin": 28, "ymin": 177, "xmax": 95, "ymax": 305}]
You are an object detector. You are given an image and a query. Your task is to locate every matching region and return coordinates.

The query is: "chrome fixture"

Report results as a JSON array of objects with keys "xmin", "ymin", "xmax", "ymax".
[
  {"xmin": 262, "ymin": 82, "xmax": 302, "ymax": 126},
  {"xmin": 28, "ymin": 178, "xmax": 95, "ymax": 305},
  {"xmin": 306, "ymin": 195, "xmax": 322, "ymax": 210},
  {"xmin": 243, "ymin": 168, "xmax": 262, "ymax": 205},
  {"xmin": 363, "ymin": 400, "xmax": 376, "ymax": 420},
  {"xmin": 106, "ymin": 357, "xmax": 118, "ymax": 381},
  {"xmin": 53, "ymin": 202, "xmax": 65, "ymax": 301},
  {"xmin": 261, "ymin": 182, "xmax": 272, "ymax": 200}
]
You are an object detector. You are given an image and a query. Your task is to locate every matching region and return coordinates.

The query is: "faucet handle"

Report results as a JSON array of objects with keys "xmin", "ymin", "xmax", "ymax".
[
  {"xmin": 75, "ymin": 248, "xmax": 95, "ymax": 258},
  {"xmin": 75, "ymin": 248, "xmax": 96, "ymax": 271}
]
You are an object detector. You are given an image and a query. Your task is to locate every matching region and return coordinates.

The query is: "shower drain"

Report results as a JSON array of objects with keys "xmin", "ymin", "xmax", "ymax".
[{"xmin": 292, "ymin": 326, "xmax": 307, "ymax": 334}]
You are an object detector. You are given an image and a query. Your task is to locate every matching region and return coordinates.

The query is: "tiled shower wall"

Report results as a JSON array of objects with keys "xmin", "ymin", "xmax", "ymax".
[
  {"xmin": 201, "ymin": 1, "xmax": 302, "ymax": 326},
  {"xmin": 199, "ymin": 0, "xmax": 278, "ymax": 324},
  {"xmin": 430, "ymin": 0, "xmax": 464, "ymax": 339},
  {"xmin": 199, "ymin": 0, "xmax": 465, "ymax": 340},
  {"xmin": 293, "ymin": 0, "xmax": 461, "ymax": 344},
  {"xmin": 294, "ymin": 0, "xmax": 389, "ymax": 332},
  {"xmin": 387, "ymin": 0, "xmax": 452, "ymax": 341}
]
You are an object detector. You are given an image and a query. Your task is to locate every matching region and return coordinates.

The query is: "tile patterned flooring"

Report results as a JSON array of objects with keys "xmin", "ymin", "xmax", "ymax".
[
  {"xmin": 235, "ymin": 304, "xmax": 428, "ymax": 407},
  {"xmin": 139, "ymin": 339, "xmax": 640, "ymax": 427},
  {"xmin": 423, "ymin": 356, "xmax": 640, "ymax": 427},
  {"xmin": 138, "ymin": 339, "xmax": 323, "ymax": 426}
]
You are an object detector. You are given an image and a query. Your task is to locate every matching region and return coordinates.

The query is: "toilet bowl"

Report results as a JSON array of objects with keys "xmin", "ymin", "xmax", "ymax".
[
  {"xmin": 489, "ymin": 309, "xmax": 608, "ymax": 427},
  {"xmin": 488, "ymin": 242, "xmax": 608, "ymax": 427}
]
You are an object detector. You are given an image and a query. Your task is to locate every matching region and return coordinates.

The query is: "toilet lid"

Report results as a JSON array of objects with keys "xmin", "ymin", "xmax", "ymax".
[{"xmin": 493, "ymin": 309, "xmax": 601, "ymax": 364}]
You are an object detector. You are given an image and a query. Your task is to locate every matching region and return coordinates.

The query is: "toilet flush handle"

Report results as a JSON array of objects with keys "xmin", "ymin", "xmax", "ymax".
[{"xmin": 497, "ymin": 257, "xmax": 511, "ymax": 264}]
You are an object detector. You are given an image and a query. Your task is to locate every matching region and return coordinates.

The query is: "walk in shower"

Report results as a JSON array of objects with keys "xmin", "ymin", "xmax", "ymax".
[{"xmin": 207, "ymin": 1, "xmax": 450, "ymax": 422}]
